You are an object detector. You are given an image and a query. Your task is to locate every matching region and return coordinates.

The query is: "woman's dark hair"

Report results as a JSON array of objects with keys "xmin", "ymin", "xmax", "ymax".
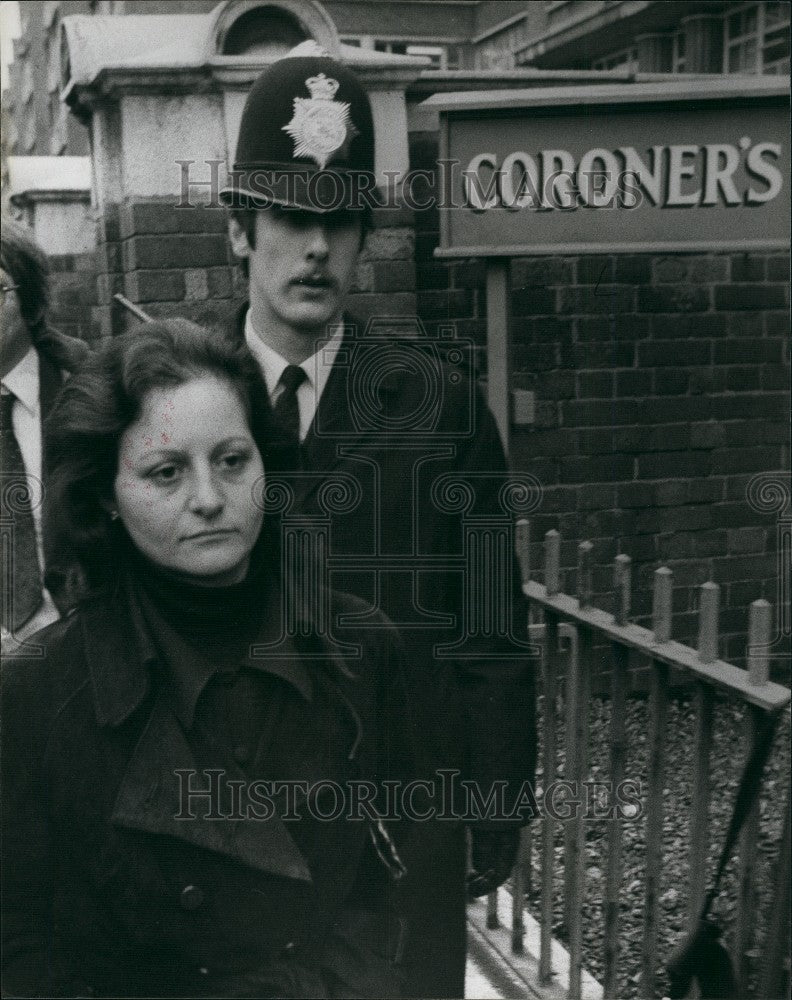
[
  {"xmin": 45, "ymin": 318, "xmax": 274, "ymax": 594},
  {"xmin": 0, "ymin": 217, "xmax": 49, "ymax": 339}
]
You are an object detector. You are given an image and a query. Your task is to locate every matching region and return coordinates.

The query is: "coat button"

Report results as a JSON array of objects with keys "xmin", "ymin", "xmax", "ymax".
[
  {"xmin": 281, "ymin": 941, "xmax": 297, "ymax": 957},
  {"xmin": 198, "ymin": 967, "xmax": 209, "ymax": 976},
  {"xmin": 233, "ymin": 744, "xmax": 251, "ymax": 766},
  {"xmin": 180, "ymin": 884, "xmax": 204, "ymax": 910}
]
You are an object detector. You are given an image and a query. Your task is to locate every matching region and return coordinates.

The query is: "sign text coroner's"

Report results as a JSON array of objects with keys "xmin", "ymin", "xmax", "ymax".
[{"xmin": 426, "ymin": 79, "xmax": 790, "ymax": 257}]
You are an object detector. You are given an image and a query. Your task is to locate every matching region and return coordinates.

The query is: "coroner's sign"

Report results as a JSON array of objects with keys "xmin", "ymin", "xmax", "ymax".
[{"xmin": 425, "ymin": 77, "xmax": 790, "ymax": 257}]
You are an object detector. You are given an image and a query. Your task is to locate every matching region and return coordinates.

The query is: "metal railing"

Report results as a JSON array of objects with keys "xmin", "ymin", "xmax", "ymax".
[{"xmin": 475, "ymin": 521, "xmax": 791, "ymax": 1000}]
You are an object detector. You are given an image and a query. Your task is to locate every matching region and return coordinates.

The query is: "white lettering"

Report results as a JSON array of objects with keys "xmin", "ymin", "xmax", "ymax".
[
  {"xmin": 666, "ymin": 145, "xmax": 701, "ymax": 206},
  {"xmin": 745, "ymin": 142, "xmax": 783, "ymax": 203},
  {"xmin": 540, "ymin": 149, "xmax": 577, "ymax": 209},
  {"xmin": 462, "ymin": 152, "xmax": 499, "ymax": 211},
  {"xmin": 578, "ymin": 148, "xmax": 620, "ymax": 208},
  {"xmin": 620, "ymin": 145, "xmax": 664, "ymax": 205},
  {"xmin": 702, "ymin": 144, "xmax": 741, "ymax": 206},
  {"xmin": 500, "ymin": 151, "xmax": 540, "ymax": 210}
]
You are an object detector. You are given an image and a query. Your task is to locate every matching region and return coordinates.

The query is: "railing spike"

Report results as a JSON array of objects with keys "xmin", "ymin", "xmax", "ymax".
[
  {"xmin": 577, "ymin": 540, "xmax": 593, "ymax": 609},
  {"xmin": 652, "ymin": 566, "xmax": 673, "ymax": 643},
  {"xmin": 747, "ymin": 599, "xmax": 771, "ymax": 686},
  {"xmin": 613, "ymin": 554, "xmax": 632, "ymax": 626},
  {"xmin": 515, "ymin": 518, "xmax": 530, "ymax": 585},
  {"xmin": 697, "ymin": 581, "xmax": 720, "ymax": 664},
  {"xmin": 544, "ymin": 529, "xmax": 560, "ymax": 597}
]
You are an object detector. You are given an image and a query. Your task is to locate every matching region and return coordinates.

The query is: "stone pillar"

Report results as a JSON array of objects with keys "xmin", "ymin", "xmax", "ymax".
[{"xmin": 681, "ymin": 15, "xmax": 723, "ymax": 73}]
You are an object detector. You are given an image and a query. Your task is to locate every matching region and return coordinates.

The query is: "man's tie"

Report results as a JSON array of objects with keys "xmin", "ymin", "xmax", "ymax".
[
  {"xmin": 1, "ymin": 389, "xmax": 43, "ymax": 631},
  {"xmin": 273, "ymin": 365, "xmax": 307, "ymax": 447}
]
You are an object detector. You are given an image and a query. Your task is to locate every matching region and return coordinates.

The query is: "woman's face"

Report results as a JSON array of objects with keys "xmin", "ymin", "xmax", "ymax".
[{"xmin": 114, "ymin": 375, "xmax": 265, "ymax": 586}]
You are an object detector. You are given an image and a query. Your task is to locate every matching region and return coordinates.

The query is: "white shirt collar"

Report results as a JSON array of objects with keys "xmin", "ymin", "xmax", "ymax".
[
  {"xmin": 1, "ymin": 346, "xmax": 40, "ymax": 416},
  {"xmin": 243, "ymin": 309, "xmax": 344, "ymax": 403}
]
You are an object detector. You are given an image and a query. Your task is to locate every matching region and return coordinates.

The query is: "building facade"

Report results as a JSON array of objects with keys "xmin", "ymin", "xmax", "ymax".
[{"xmin": 2, "ymin": 0, "xmax": 790, "ymax": 674}]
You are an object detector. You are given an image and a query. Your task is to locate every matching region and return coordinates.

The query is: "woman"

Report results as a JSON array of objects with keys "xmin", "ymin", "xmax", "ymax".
[{"xmin": 1, "ymin": 319, "xmax": 411, "ymax": 999}]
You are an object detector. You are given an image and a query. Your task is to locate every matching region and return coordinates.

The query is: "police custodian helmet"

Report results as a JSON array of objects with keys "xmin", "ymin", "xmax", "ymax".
[{"xmin": 221, "ymin": 41, "xmax": 378, "ymax": 213}]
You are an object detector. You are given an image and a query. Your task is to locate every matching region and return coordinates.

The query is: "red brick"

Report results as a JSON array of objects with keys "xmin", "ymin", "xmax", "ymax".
[
  {"xmin": 125, "ymin": 269, "xmax": 185, "ymax": 303},
  {"xmin": 559, "ymin": 285, "xmax": 635, "ymax": 315},
  {"xmin": 577, "ymin": 314, "xmax": 650, "ymax": 341},
  {"xmin": 765, "ymin": 312, "xmax": 791, "ymax": 338},
  {"xmin": 725, "ymin": 366, "xmax": 762, "ymax": 391},
  {"xmin": 453, "ymin": 260, "xmax": 487, "ymax": 288},
  {"xmin": 349, "ymin": 292, "xmax": 417, "ymax": 321},
  {"xmin": 651, "ymin": 314, "xmax": 727, "ymax": 339},
  {"xmin": 712, "ymin": 502, "xmax": 757, "ymax": 528},
  {"xmin": 714, "ymin": 284, "xmax": 787, "ymax": 310},
  {"xmin": 658, "ymin": 532, "xmax": 695, "ymax": 560},
  {"xmin": 638, "ymin": 285, "xmax": 710, "ymax": 313},
  {"xmin": 638, "ymin": 341, "xmax": 711, "ymax": 366},
  {"xmin": 688, "ymin": 368, "xmax": 727, "ymax": 395},
  {"xmin": 616, "ymin": 370, "xmax": 652, "ymax": 396},
  {"xmin": 124, "ymin": 234, "xmax": 228, "ymax": 270},
  {"xmin": 714, "ymin": 340, "xmax": 783, "ymax": 364},
  {"xmin": 511, "ymin": 287, "xmax": 557, "ymax": 315},
  {"xmin": 535, "ymin": 401, "xmax": 559, "ymax": 428},
  {"xmin": 653, "ymin": 369, "xmax": 688, "ymax": 394},
  {"xmin": 695, "ymin": 530, "xmax": 728, "ymax": 556},
  {"xmin": 730, "ymin": 255, "xmax": 766, "ymax": 281},
  {"xmin": 522, "ymin": 429, "xmax": 576, "ymax": 455},
  {"xmin": 639, "ymin": 397, "xmax": 713, "ymax": 422},
  {"xmin": 646, "ymin": 424, "xmax": 690, "ymax": 451},
  {"xmin": 207, "ymin": 267, "xmax": 233, "ymax": 299},
  {"xmin": 562, "ymin": 343, "xmax": 635, "ymax": 368},
  {"xmin": 372, "ymin": 260, "xmax": 416, "ymax": 293},
  {"xmin": 564, "ymin": 398, "xmax": 641, "ymax": 426},
  {"xmin": 766, "ymin": 255, "xmax": 790, "ymax": 281},
  {"xmin": 711, "ymin": 554, "xmax": 776, "ymax": 582},
  {"xmin": 689, "ymin": 478, "xmax": 725, "ymax": 503},
  {"xmin": 760, "ymin": 365, "xmax": 789, "ymax": 391},
  {"xmin": 618, "ymin": 482, "xmax": 655, "ymax": 507},
  {"xmin": 711, "ymin": 446, "xmax": 782, "ymax": 474},
  {"xmin": 534, "ymin": 485, "xmax": 577, "ymax": 513},
  {"xmin": 542, "ymin": 371, "xmax": 576, "ymax": 398},
  {"xmin": 559, "ymin": 455, "xmax": 634, "ymax": 484},
  {"xmin": 576, "ymin": 484, "xmax": 617, "ymax": 510},
  {"xmin": 417, "ymin": 290, "xmax": 472, "ymax": 320},
  {"xmin": 638, "ymin": 505, "xmax": 712, "ymax": 533},
  {"xmin": 655, "ymin": 480, "xmax": 689, "ymax": 506},
  {"xmin": 637, "ymin": 451, "xmax": 712, "ymax": 479},
  {"xmin": 511, "ymin": 258, "xmax": 574, "ymax": 286},
  {"xmin": 727, "ymin": 527, "xmax": 767, "ymax": 554},
  {"xmin": 690, "ymin": 422, "xmax": 726, "ymax": 449},
  {"xmin": 577, "ymin": 372, "xmax": 614, "ymax": 398},
  {"xmin": 512, "ymin": 344, "xmax": 557, "ymax": 372},
  {"xmin": 711, "ymin": 394, "xmax": 786, "ymax": 420}
]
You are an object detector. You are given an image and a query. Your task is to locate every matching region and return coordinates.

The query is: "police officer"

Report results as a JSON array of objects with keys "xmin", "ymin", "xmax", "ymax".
[{"xmin": 221, "ymin": 43, "xmax": 537, "ymax": 999}]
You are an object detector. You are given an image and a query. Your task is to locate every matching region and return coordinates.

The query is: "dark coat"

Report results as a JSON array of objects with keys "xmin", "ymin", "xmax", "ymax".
[
  {"xmin": 1, "ymin": 588, "xmax": 412, "ymax": 998},
  {"xmin": 36, "ymin": 326, "xmax": 89, "ymax": 610},
  {"xmin": 239, "ymin": 311, "xmax": 538, "ymax": 997}
]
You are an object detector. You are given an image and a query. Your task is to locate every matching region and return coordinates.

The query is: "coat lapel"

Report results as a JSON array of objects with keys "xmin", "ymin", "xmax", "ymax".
[{"xmin": 81, "ymin": 599, "xmax": 312, "ymax": 883}]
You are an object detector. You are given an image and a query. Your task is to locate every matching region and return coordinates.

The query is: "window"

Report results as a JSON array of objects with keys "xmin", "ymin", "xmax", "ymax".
[
  {"xmin": 725, "ymin": 2, "xmax": 790, "ymax": 73},
  {"xmin": 593, "ymin": 47, "xmax": 638, "ymax": 72},
  {"xmin": 672, "ymin": 30, "xmax": 686, "ymax": 72},
  {"xmin": 373, "ymin": 40, "xmax": 450, "ymax": 68}
]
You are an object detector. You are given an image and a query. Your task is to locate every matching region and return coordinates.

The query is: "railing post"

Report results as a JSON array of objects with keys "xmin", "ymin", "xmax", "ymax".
[
  {"xmin": 539, "ymin": 530, "xmax": 561, "ymax": 985},
  {"xmin": 641, "ymin": 571, "xmax": 671, "ymax": 1000},
  {"xmin": 603, "ymin": 555, "xmax": 631, "ymax": 999},
  {"xmin": 736, "ymin": 600, "xmax": 773, "ymax": 994}
]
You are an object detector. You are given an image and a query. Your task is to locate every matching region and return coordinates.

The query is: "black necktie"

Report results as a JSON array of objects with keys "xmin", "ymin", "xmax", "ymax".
[
  {"xmin": 1, "ymin": 389, "xmax": 43, "ymax": 631},
  {"xmin": 273, "ymin": 365, "xmax": 307, "ymax": 446}
]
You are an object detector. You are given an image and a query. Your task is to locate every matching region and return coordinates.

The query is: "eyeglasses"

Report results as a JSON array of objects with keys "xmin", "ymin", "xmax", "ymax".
[{"xmin": 0, "ymin": 283, "xmax": 20, "ymax": 303}]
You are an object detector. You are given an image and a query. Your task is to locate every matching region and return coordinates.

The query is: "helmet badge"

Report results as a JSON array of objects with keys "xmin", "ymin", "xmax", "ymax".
[{"xmin": 282, "ymin": 74, "xmax": 359, "ymax": 170}]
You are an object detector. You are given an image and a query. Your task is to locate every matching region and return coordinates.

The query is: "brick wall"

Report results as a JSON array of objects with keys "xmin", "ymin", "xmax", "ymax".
[
  {"xmin": 93, "ymin": 198, "xmax": 417, "ymax": 337},
  {"xmin": 414, "ymin": 179, "xmax": 790, "ymax": 674},
  {"xmin": 47, "ymin": 252, "xmax": 99, "ymax": 343}
]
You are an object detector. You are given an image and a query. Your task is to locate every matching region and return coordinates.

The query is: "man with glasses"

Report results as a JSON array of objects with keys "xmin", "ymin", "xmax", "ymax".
[{"xmin": 1, "ymin": 219, "xmax": 88, "ymax": 651}]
